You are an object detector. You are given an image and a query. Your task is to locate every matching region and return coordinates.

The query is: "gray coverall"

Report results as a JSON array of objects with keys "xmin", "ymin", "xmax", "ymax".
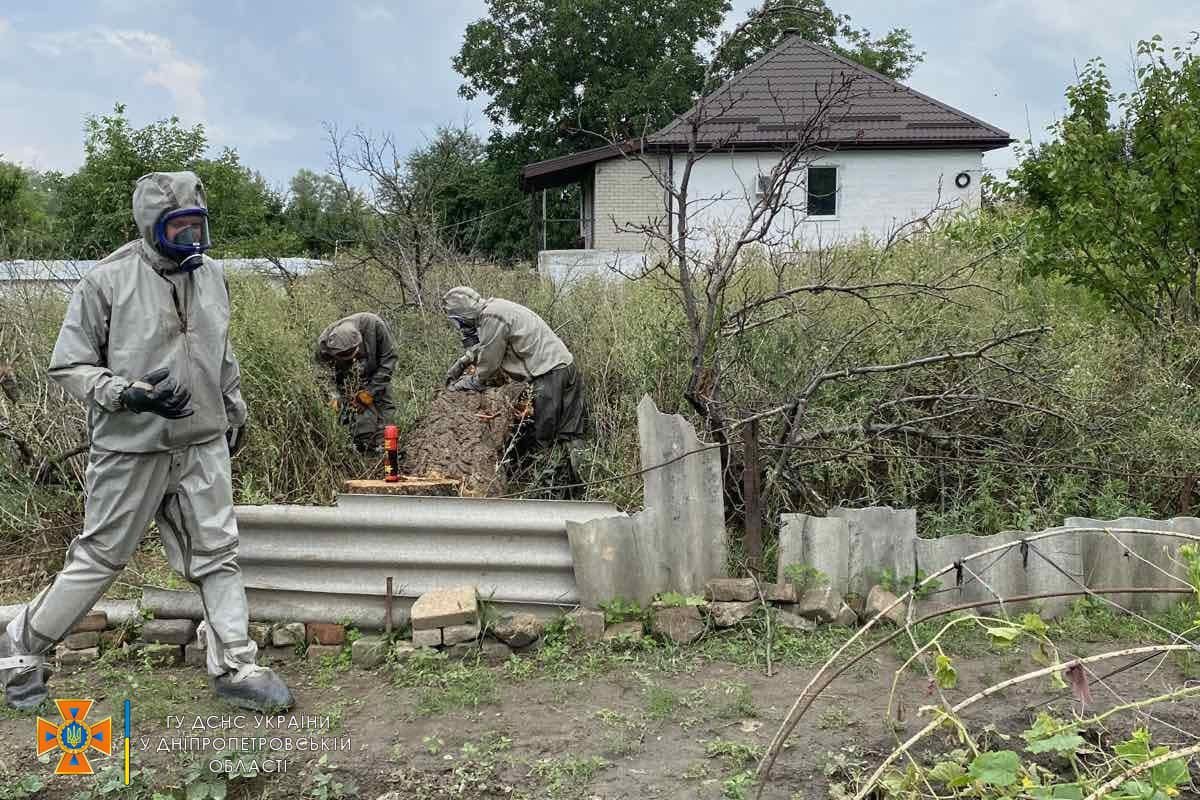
[
  {"xmin": 445, "ymin": 290, "xmax": 587, "ymax": 444},
  {"xmin": 6, "ymin": 172, "xmax": 257, "ymax": 678}
]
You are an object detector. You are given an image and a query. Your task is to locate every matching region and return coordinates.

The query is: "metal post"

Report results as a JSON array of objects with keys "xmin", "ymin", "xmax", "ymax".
[
  {"xmin": 541, "ymin": 190, "xmax": 548, "ymax": 251},
  {"xmin": 384, "ymin": 576, "xmax": 393, "ymax": 636},
  {"xmin": 742, "ymin": 419, "xmax": 763, "ymax": 572}
]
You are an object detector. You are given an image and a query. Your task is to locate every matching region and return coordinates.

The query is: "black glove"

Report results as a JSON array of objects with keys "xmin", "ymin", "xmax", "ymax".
[
  {"xmin": 226, "ymin": 423, "xmax": 247, "ymax": 457},
  {"xmin": 119, "ymin": 367, "xmax": 193, "ymax": 419},
  {"xmin": 445, "ymin": 354, "xmax": 472, "ymax": 386},
  {"xmin": 449, "ymin": 375, "xmax": 484, "ymax": 392}
]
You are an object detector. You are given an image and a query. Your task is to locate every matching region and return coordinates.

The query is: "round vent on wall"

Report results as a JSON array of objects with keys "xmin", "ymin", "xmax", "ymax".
[{"xmin": 955, "ymin": 171, "xmax": 972, "ymax": 189}]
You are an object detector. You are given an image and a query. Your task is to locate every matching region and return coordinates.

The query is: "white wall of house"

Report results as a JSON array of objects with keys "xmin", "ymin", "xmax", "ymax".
[
  {"xmin": 670, "ymin": 148, "xmax": 984, "ymax": 249},
  {"xmin": 591, "ymin": 155, "xmax": 666, "ymax": 251}
]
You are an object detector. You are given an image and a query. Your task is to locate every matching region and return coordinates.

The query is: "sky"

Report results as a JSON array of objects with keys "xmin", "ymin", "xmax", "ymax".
[{"xmin": 0, "ymin": 0, "xmax": 1196, "ymax": 192}]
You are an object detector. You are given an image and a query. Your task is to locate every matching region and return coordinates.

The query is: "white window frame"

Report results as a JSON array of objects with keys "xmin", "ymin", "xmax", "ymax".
[
  {"xmin": 754, "ymin": 173, "xmax": 774, "ymax": 201},
  {"xmin": 804, "ymin": 164, "xmax": 840, "ymax": 220}
]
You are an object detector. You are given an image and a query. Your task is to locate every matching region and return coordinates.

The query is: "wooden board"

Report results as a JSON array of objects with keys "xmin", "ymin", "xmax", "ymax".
[{"xmin": 342, "ymin": 478, "xmax": 461, "ymax": 497}]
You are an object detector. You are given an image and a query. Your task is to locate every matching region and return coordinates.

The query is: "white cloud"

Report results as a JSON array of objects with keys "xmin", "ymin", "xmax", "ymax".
[
  {"xmin": 998, "ymin": 0, "xmax": 1196, "ymax": 57},
  {"xmin": 0, "ymin": 18, "xmax": 10, "ymax": 36},
  {"xmin": 208, "ymin": 117, "xmax": 298, "ymax": 150},
  {"xmin": 354, "ymin": 4, "xmax": 396, "ymax": 23},
  {"xmin": 29, "ymin": 26, "xmax": 207, "ymax": 120}
]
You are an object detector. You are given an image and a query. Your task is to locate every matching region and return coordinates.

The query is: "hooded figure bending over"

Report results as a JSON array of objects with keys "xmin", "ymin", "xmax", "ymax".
[
  {"xmin": 442, "ymin": 286, "xmax": 587, "ymax": 446},
  {"xmin": 0, "ymin": 172, "xmax": 292, "ymax": 712},
  {"xmin": 314, "ymin": 312, "xmax": 397, "ymax": 452}
]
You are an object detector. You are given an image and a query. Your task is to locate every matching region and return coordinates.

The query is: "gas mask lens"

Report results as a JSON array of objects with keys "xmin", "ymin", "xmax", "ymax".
[
  {"xmin": 155, "ymin": 208, "xmax": 211, "ymax": 271},
  {"xmin": 169, "ymin": 215, "xmax": 207, "ymax": 247}
]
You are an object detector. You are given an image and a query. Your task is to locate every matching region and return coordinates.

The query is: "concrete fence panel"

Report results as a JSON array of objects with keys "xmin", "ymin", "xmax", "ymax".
[{"xmin": 1067, "ymin": 516, "xmax": 1200, "ymax": 612}]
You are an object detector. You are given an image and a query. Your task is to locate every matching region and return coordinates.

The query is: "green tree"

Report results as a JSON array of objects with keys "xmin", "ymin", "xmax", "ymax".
[
  {"xmin": 455, "ymin": 0, "xmax": 727, "ymax": 154},
  {"xmin": 403, "ymin": 126, "xmax": 535, "ymax": 258},
  {"xmin": 1006, "ymin": 36, "xmax": 1200, "ymax": 328},
  {"xmin": 284, "ymin": 169, "xmax": 365, "ymax": 258},
  {"xmin": 712, "ymin": 0, "xmax": 922, "ymax": 82},
  {"xmin": 0, "ymin": 160, "xmax": 56, "ymax": 257},
  {"xmin": 50, "ymin": 104, "xmax": 298, "ymax": 259}
]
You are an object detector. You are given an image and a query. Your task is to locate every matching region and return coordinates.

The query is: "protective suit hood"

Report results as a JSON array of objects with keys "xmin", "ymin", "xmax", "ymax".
[
  {"xmin": 319, "ymin": 321, "xmax": 363, "ymax": 360},
  {"xmin": 133, "ymin": 171, "xmax": 209, "ymax": 270},
  {"xmin": 442, "ymin": 286, "xmax": 487, "ymax": 322}
]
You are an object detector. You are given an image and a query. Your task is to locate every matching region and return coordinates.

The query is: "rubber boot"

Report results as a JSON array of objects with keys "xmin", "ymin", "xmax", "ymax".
[
  {"xmin": 212, "ymin": 664, "xmax": 294, "ymax": 713},
  {"xmin": 0, "ymin": 632, "xmax": 49, "ymax": 711}
]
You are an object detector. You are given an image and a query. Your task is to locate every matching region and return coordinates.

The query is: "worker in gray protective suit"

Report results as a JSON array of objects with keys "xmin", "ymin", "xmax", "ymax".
[
  {"xmin": 0, "ymin": 172, "xmax": 292, "ymax": 713},
  {"xmin": 442, "ymin": 286, "xmax": 587, "ymax": 447},
  {"xmin": 314, "ymin": 312, "xmax": 397, "ymax": 452}
]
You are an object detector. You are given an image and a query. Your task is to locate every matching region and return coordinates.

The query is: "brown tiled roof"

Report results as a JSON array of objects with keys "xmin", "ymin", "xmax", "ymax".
[
  {"xmin": 520, "ymin": 141, "xmax": 640, "ymax": 192},
  {"xmin": 649, "ymin": 36, "xmax": 1011, "ymax": 150},
  {"xmin": 521, "ymin": 35, "xmax": 1011, "ymax": 191}
]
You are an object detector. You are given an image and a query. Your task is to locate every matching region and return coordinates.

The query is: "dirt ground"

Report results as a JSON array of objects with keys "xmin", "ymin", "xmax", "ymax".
[
  {"xmin": 1, "ymin": 626, "xmax": 1197, "ymax": 800},
  {"xmin": 400, "ymin": 383, "xmax": 529, "ymax": 496}
]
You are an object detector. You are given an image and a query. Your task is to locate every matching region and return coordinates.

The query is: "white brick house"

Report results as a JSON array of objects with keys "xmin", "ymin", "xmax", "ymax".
[{"xmin": 521, "ymin": 36, "xmax": 1011, "ymax": 278}]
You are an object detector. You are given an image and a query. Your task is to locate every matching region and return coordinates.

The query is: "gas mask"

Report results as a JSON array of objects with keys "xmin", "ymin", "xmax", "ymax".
[
  {"xmin": 154, "ymin": 208, "xmax": 211, "ymax": 272},
  {"xmin": 451, "ymin": 316, "xmax": 479, "ymax": 349}
]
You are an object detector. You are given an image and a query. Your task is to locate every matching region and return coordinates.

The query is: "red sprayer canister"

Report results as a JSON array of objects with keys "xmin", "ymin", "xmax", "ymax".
[{"xmin": 383, "ymin": 425, "xmax": 400, "ymax": 482}]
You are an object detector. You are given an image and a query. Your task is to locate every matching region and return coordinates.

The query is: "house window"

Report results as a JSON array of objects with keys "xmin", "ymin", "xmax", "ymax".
[
  {"xmin": 755, "ymin": 173, "xmax": 773, "ymax": 200},
  {"xmin": 806, "ymin": 166, "xmax": 838, "ymax": 217}
]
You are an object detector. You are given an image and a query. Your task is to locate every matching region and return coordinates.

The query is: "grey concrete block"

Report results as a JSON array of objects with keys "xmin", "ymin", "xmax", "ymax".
[
  {"xmin": 566, "ymin": 608, "xmax": 606, "ymax": 642},
  {"xmin": 351, "ymin": 636, "xmax": 389, "ymax": 668},
  {"xmin": 64, "ymin": 631, "xmax": 100, "ymax": 650},
  {"xmin": 272, "ymin": 622, "xmax": 305, "ymax": 648},
  {"xmin": 650, "ymin": 605, "xmax": 704, "ymax": 645},
  {"xmin": 71, "ymin": 612, "xmax": 108, "ymax": 633},
  {"xmin": 447, "ymin": 639, "xmax": 512, "ymax": 664},
  {"xmin": 411, "ymin": 586, "xmax": 477, "ymax": 630},
  {"xmin": 141, "ymin": 618, "xmax": 196, "ymax": 646},
  {"xmin": 411, "ymin": 628, "xmax": 442, "ymax": 648},
  {"xmin": 93, "ymin": 600, "xmax": 140, "ymax": 627},
  {"xmin": 865, "ymin": 586, "xmax": 908, "ymax": 626},
  {"xmin": 705, "ymin": 578, "xmax": 758, "ymax": 602},
  {"xmin": 796, "ymin": 586, "xmax": 843, "ymax": 624},
  {"xmin": 491, "ymin": 613, "xmax": 543, "ymax": 648},
  {"xmin": 441, "ymin": 624, "xmax": 480, "ymax": 647},
  {"xmin": 708, "ymin": 601, "xmax": 757, "ymax": 628},
  {"xmin": 56, "ymin": 645, "xmax": 100, "ymax": 666}
]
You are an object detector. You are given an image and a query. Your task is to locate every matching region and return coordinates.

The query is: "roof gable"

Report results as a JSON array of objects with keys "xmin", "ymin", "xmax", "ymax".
[{"xmin": 650, "ymin": 36, "xmax": 1011, "ymax": 149}]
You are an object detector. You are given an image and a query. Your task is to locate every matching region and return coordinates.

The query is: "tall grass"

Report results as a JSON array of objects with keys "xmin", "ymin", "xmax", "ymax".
[{"xmin": 3, "ymin": 227, "xmax": 1200, "ymax": 567}]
